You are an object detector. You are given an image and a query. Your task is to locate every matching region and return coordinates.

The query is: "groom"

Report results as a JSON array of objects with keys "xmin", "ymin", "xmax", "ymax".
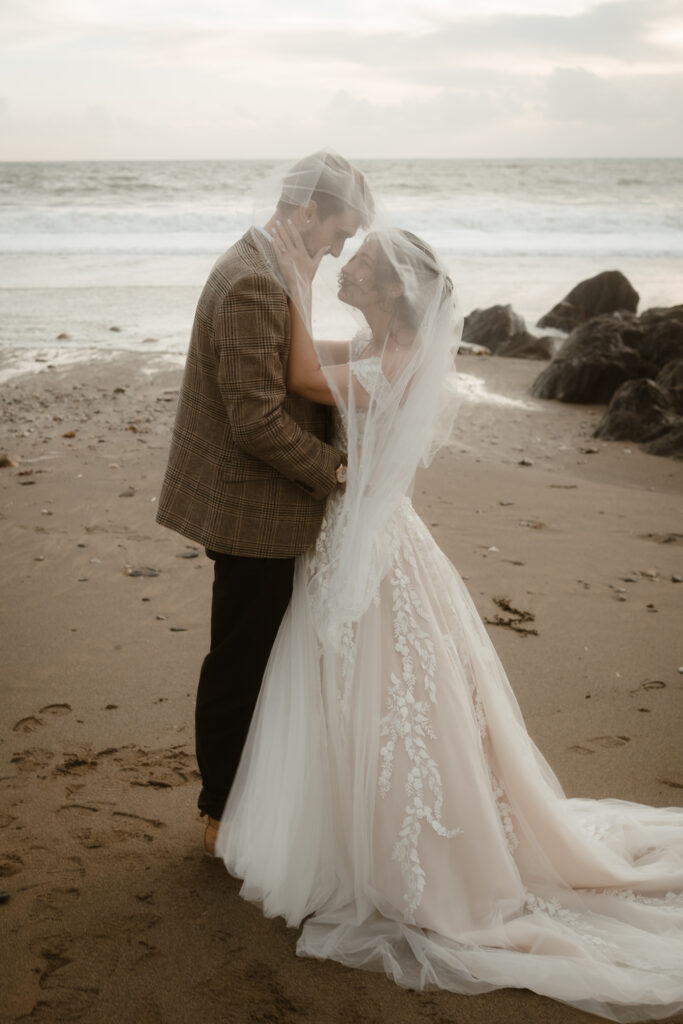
[{"xmin": 157, "ymin": 152, "xmax": 373, "ymax": 853}]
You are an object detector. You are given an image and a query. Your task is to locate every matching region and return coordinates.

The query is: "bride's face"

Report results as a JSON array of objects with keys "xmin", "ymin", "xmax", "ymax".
[{"xmin": 337, "ymin": 239, "xmax": 381, "ymax": 313}]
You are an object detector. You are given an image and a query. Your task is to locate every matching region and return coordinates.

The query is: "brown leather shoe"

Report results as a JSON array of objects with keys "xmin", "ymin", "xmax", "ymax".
[{"xmin": 203, "ymin": 815, "xmax": 220, "ymax": 856}]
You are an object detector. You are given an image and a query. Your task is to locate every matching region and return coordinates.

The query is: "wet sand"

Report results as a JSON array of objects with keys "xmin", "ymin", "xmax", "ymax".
[{"xmin": 1, "ymin": 352, "xmax": 682, "ymax": 1024}]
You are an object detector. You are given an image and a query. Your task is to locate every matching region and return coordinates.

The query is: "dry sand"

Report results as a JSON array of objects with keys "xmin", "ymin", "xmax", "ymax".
[{"xmin": 1, "ymin": 352, "xmax": 682, "ymax": 1024}]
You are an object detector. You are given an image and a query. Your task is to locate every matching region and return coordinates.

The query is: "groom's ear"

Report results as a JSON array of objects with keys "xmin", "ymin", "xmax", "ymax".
[{"xmin": 302, "ymin": 199, "xmax": 318, "ymax": 225}]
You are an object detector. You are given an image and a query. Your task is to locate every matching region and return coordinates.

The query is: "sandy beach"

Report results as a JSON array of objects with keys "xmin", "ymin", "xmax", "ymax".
[{"xmin": 1, "ymin": 350, "xmax": 682, "ymax": 1024}]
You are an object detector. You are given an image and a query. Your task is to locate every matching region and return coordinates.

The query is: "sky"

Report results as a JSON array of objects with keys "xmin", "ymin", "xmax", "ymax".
[{"xmin": 1, "ymin": 0, "xmax": 682, "ymax": 159}]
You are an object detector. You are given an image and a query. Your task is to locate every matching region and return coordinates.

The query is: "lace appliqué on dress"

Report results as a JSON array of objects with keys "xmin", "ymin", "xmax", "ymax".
[
  {"xmin": 379, "ymin": 517, "xmax": 462, "ymax": 923},
  {"xmin": 349, "ymin": 358, "xmax": 393, "ymax": 406}
]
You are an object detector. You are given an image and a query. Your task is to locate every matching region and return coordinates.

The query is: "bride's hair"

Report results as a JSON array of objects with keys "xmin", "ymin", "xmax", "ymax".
[
  {"xmin": 372, "ymin": 229, "xmax": 454, "ymax": 333},
  {"xmin": 277, "ymin": 151, "xmax": 374, "ymax": 227}
]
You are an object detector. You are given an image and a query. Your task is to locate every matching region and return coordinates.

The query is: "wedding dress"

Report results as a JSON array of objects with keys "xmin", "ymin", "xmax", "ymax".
[{"xmin": 217, "ymin": 227, "xmax": 683, "ymax": 1022}]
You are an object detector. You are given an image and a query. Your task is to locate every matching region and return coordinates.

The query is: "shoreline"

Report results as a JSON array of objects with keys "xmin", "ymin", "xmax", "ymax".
[{"xmin": 1, "ymin": 352, "xmax": 682, "ymax": 1024}]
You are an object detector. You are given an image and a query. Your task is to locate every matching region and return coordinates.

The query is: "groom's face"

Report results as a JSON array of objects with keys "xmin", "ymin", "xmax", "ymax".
[{"xmin": 301, "ymin": 207, "xmax": 361, "ymax": 260}]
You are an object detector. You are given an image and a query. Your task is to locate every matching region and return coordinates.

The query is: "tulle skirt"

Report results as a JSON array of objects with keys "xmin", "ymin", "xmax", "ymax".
[{"xmin": 216, "ymin": 500, "xmax": 683, "ymax": 1022}]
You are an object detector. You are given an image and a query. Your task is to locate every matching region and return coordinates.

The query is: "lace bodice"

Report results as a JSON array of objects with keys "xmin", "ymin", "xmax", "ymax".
[{"xmin": 332, "ymin": 346, "xmax": 392, "ymax": 449}]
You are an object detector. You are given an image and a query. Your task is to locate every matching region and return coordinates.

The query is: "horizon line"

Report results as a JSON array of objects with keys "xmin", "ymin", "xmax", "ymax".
[{"xmin": 1, "ymin": 154, "xmax": 682, "ymax": 164}]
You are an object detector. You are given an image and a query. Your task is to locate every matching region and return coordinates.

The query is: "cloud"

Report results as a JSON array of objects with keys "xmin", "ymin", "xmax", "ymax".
[
  {"xmin": 545, "ymin": 68, "xmax": 634, "ymax": 121},
  {"xmin": 271, "ymin": 0, "xmax": 683, "ymax": 71},
  {"xmin": 0, "ymin": 0, "xmax": 681, "ymax": 157}
]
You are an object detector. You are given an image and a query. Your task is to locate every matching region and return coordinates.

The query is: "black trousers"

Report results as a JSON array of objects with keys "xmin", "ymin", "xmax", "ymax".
[{"xmin": 195, "ymin": 550, "xmax": 295, "ymax": 820}]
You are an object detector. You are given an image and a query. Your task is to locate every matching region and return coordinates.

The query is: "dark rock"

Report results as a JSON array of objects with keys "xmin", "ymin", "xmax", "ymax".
[
  {"xmin": 537, "ymin": 271, "xmax": 639, "ymax": 332},
  {"xmin": 634, "ymin": 306, "xmax": 683, "ymax": 371},
  {"xmin": 530, "ymin": 316, "xmax": 656, "ymax": 404},
  {"xmin": 56, "ymin": 332, "xmax": 71, "ymax": 340},
  {"xmin": 462, "ymin": 305, "xmax": 525, "ymax": 353},
  {"xmin": 641, "ymin": 421, "xmax": 683, "ymax": 460},
  {"xmin": 594, "ymin": 379, "xmax": 678, "ymax": 442},
  {"xmin": 496, "ymin": 331, "xmax": 554, "ymax": 360},
  {"xmin": 656, "ymin": 358, "xmax": 683, "ymax": 391}
]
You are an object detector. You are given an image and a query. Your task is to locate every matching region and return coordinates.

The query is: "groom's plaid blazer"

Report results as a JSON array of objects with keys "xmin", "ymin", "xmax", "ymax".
[{"xmin": 156, "ymin": 229, "xmax": 343, "ymax": 558}]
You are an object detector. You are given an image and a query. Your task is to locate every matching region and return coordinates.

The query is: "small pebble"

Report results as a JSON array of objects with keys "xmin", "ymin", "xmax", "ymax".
[
  {"xmin": 487, "ymin": 546, "xmax": 499, "ymax": 553},
  {"xmin": 119, "ymin": 487, "xmax": 135, "ymax": 498},
  {"xmin": 169, "ymin": 626, "xmax": 188, "ymax": 632},
  {"xmin": 156, "ymin": 615, "xmax": 167, "ymax": 621},
  {"xmin": 518, "ymin": 458, "xmax": 533, "ymax": 467},
  {"xmin": 672, "ymin": 575, "xmax": 682, "ymax": 583},
  {"xmin": 34, "ymin": 556, "xmax": 45, "ymax": 562},
  {"xmin": 78, "ymin": 577, "xmax": 88, "ymax": 582}
]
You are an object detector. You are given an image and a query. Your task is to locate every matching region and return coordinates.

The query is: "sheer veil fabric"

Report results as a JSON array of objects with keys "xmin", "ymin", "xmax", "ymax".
[{"xmin": 217, "ymin": 152, "xmax": 683, "ymax": 1022}]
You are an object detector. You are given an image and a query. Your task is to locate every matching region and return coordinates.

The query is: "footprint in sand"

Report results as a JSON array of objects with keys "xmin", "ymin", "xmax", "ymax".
[
  {"xmin": 111, "ymin": 811, "xmax": 166, "ymax": 844},
  {"xmin": 26, "ymin": 931, "xmax": 120, "ymax": 1022},
  {"xmin": 12, "ymin": 705, "xmax": 71, "ymax": 734},
  {"xmin": 31, "ymin": 886, "xmax": 81, "ymax": 922},
  {"xmin": 590, "ymin": 736, "xmax": 631, "ymax": 748},
  {"xmin": 50, "ymin": 743, "xmax": 197, "ymax": 788},
  {"xmin": 13, "ymin": 715, "xmax": 44, "ymax": 733},
  {"xmin": 658, "ymin": 778, "xmax": 683, "ymax": 790},
  {"xmin": 40, "ymin": 703, "xmax": 72, "ymax": 716},
  {"xmin": 0, "ymin": 852, "xmax": 24, "ymax": 877},
  {"xmin": 11, "ymin": 747, "xmax": 55, "ymax": 773}
]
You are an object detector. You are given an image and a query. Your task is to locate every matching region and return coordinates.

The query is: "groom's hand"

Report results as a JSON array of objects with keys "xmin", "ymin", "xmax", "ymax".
[{"xmin": 271, "ymin": 219, "xmax": 330, "ymax": 292}]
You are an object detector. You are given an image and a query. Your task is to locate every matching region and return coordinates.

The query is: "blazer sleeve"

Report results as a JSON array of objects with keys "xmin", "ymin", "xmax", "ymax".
[{"xmin": 213, "ymin": 271, "xmax": 343, "ymax": 501}]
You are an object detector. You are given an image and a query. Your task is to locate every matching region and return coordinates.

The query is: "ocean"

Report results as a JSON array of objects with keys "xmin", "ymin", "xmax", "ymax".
[{"xmin": 0, "ymin": 158, "xmax": 681, "ymax": 380}]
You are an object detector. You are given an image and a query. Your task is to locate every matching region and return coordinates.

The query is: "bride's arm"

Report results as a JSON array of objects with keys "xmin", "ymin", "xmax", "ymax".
[
  {"xmin": 316, "ymin": 340, "xmax": 352, "ymax": 365},
  {"xmin": 287, "ymin": 301, "xmax": 371, "ymax": 407}
]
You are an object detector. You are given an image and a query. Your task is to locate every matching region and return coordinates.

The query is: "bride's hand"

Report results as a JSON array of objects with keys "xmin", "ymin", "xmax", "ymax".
[{"xmin": 271, "ymin": 219, "xmax": 330, "ymax": 295}]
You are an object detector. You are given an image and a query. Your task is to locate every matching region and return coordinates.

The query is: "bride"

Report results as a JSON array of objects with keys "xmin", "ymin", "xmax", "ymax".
[{"xmin": 215, "ymin": 220, "xmax": 683, "ymax": 1023}]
